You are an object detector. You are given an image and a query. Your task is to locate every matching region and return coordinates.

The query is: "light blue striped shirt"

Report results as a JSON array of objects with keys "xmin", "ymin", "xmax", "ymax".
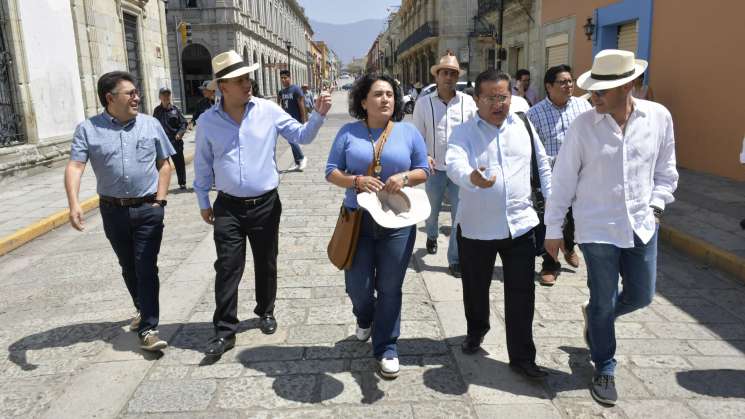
[
  {"xmin": 526, "ymin": 96, "xmax": 592, "ymax": 161},
  {"xmin": 193, "ymin": 97, "xmax": 325, "ymax": 209}
]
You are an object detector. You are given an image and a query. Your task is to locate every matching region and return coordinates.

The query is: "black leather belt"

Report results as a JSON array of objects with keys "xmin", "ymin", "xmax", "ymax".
[
  {"xmin": 100, "ymin": 194, "xmax": 156, "ymax": 207},
  {"xmin": 218, "ymin": 189, "xmax": 276, "ymax": 207}
]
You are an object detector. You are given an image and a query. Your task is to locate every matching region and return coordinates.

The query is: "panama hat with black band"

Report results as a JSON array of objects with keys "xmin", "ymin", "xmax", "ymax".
[
  {"xmin": 212, "ymin": 50, "xmax": 260, "ymax": 80},
  {"xmin": 576, "ymin": 49, "xmax": 648, "ymax": 91}
]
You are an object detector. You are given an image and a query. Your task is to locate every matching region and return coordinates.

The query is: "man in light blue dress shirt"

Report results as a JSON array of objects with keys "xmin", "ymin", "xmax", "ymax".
[
  {"xmin": 64, "ymin": 71, "xmax": 175, "ymax": 352},
  {"xmin": 446, "ymin": 70, "xmax": 552, "ymax": 379},
  {"xmin": 193, "ymin": 50, "xmax": 332, "ymax": 357}
]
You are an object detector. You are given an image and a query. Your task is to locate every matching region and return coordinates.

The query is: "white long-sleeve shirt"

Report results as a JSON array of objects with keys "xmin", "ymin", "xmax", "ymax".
[
  {"xmin": 413, "ymin": 90, "xmax": 478, "ymax": 171},
  {"xmin": 544, "ymin": 98, "xmax": 678, "ymax": 248},
  {"xmin": 446, "ymin": 113, "xmax": 552, "ymax": 240}
]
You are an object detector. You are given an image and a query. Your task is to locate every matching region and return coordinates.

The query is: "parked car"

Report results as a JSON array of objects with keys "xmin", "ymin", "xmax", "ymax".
[
  {"xmin": 409, "ymin": 81, "xmax": 472, "ymax": 113},
  {"xmin": 341, "ymin": 83, "xmax": 353, "ymax": 91}
]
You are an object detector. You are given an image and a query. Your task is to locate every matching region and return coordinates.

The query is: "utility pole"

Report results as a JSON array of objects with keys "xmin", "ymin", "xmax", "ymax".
[{"xmin": 173, "ymin": 16, "xmax": 187, "ymax": 111}]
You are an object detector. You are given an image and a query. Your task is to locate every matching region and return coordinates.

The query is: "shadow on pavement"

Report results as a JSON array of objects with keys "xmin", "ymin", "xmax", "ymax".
[{"xmin": 676, "ymin": 369, "xmax": 745, "ymax": 398}]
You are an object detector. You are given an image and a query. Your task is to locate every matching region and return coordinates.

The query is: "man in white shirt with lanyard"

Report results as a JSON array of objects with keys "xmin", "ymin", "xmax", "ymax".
[
  {"xmin": 447, "ymin": 69, "xmax": 552, "ymax": 379},
  {"xmin": 544, "ymin": 50, "xmax": 678, "ymax": 406},
  {"xmin": 413, "ymin": 52, "xmax": 477, "ymax": 278}
]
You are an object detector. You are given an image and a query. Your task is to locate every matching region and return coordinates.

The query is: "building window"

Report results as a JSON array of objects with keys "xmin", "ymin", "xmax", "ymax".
[{"xmin": 185, "ymin": 0, "xmax": 198, "ymax": 8}]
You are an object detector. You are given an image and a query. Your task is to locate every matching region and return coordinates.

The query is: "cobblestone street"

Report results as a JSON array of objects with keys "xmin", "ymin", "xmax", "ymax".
[{"xmin": 2, "ymin": 93, "xmax": 745, "ymax": 418}]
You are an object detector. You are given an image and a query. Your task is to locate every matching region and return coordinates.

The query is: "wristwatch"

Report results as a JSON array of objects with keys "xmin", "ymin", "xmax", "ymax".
[
  {"xmin": 651, "ymin": 205, "xmax": 662, "ymax": 218},
  {"xmin": 154, "ymin": 200, "xmax": 167, "ymax": 207},
  {"xmin": 403, "ymin": 173, "xmax": 409, "ymax": 187}
]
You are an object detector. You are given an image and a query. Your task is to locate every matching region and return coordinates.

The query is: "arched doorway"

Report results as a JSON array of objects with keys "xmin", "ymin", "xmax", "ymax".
[
  {"xmin": 252, "ymin": 50, "xmax": 261, "ymax": 96},
  {"xmin": 181, "ymin": 43, "xmax": 212, "ymax": 113}
]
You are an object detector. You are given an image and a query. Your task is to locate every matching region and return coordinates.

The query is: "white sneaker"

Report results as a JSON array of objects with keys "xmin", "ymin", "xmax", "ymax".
[
  {"xmin": 298, "ymin": 157, "xmax": 308, "ymax": 171},
  {"xmin": 378, "ymin": 357, "xmax": 400, "ymax": 379},
  {"xmin": 355, "ymin": 325, "xmax": 371, "ymax": 342},
  {"xmin": 129, "ymin": 311, "xmax": 141, "ymax": 332},
  {"xmin": 581, "ymin": 300, "xmax": 590, "ymax": 348}
]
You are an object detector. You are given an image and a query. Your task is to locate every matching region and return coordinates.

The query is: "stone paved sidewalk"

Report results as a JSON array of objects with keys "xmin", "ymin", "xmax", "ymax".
[{"xmin": 2, "ymin": 93, "xmax": 745, "ymax": 418}]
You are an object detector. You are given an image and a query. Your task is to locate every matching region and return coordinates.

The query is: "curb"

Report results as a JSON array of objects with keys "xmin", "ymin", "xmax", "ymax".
[
  {"xmin": 0, "ymin": 151, "xmax": 195, "ymax": 257},
  {"xmin": 660, "ymin": 224, "xmax": 745, "ymax": 282}
]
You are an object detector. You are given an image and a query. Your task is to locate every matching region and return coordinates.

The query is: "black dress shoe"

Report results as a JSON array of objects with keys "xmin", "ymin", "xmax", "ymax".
[
  {"xmin": 426, "ymin": 238, "xmax": 438, "ymax": 254},
  {"xmin": 260, "ymin": 315, "xmax": 277, "ymax": 335},
  {"xmin": 205, "ymin": 336, "xmax": 235, "ymax": 357},
  {"xmin": 460, "ymin": 335, "xmax": 483, "ymax": 354},
  {"xmin": 449, "ymin": 264, "xmax": 461, "ymax": 278},
  {"xmin": 509, "ymin": 361, "xmax": 549, "ymax": 379}
]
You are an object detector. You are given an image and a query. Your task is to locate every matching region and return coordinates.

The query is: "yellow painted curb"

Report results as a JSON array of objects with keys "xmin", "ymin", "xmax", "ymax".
[
  {"xmin": 660, "ymin": 224, "xmax": 745, "ymax": 282},
  {"xmin": 0, "ymin": 151, "xmax": 196, "ymax": 257}
]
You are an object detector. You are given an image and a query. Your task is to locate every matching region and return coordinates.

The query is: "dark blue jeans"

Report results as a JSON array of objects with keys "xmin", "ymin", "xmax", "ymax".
[
  {"xmin": 579, "ymin": 226, "xmax": 658, "ymax": 376},
  {"xmin": 344, "ymin": 211, "xmax": 416, "ymax": 359},
  {"xmin": 289, "ymin": 142, "xmax": 304, "ymax": 164},
  {"xmin": 100, "ymin": 202, "xmax": 164, "ymax": 336}
]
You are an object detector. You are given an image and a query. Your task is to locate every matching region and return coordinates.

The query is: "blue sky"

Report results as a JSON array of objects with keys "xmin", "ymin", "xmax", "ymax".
[{"xmin": 297, "ymin": 0, "xmax": 398, "ymax": 24}]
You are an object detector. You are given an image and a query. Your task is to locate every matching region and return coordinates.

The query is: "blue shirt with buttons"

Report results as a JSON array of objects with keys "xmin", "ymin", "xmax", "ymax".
[
  {"xmin": 70, "ymin": 111, "xmax": 175, "ymax": 198},
  {"xmin": 193, "ymin": 96, "xmax": 325, "ymax": 210}
]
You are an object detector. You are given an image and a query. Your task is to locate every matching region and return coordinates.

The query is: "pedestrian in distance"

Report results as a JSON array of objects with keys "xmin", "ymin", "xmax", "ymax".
[
  {"xmin": 446, "ymin": 69, "xmax": 552, "ymax": 380},
  {"xmin": 412, "ymin": 51, "xmax": 478, "ymax": 278},
  {"xmin": 544, "ymin": 49, "xmax": 678, "ymax": 406},
  {"xmin": 193, "ymin": 50, "xmax": 331, "ymax": 358},
  {"xmin": 153, "ymin": 87, "xmax": 189, "ymax": 190},
  {"xmin": 513, "ymin": 68, "xmax": 539, "ymax": 106},
  {"xmin": 325, "ymin": 73, "xmax": 429, "ymax": 379},
  {"xmin": 191, "ymin": 79, "xmax": 217, "ymax": 127},
  {"xmin": 527, "ymin": 64, "xmax": 593, "ymax": 286},
  {"xmin": 278, "ymin": 69, "xmax": 309, "ymax": 171},
  {"xmin": 64, "ymin": 71, "xmax": 175, "ymax": 352}
]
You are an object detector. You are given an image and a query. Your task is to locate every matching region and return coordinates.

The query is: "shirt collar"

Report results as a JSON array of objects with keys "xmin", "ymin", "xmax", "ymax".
[
  {"xmin": 592, "ymin": 97, "xmax": 648, "ymax": 125},
  {"xmin": 103, "ymin": 110, "xmax": 137, "ymax": 128},
  {"xmin": 216, "ymin": 96, "xmax": 256, "ymax": 121}
]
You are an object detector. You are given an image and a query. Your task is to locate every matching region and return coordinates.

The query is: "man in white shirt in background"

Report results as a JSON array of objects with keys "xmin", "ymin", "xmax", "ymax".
[
  {"xmin": 413, "ymin": 51, "xmax": 478, "ymax": 277},
  {"xmin": 447, "ymin": 69, "xmax": 552, "ymax": 379},
  {"xmin": 544, "ymin": 50, "xmax": 678, "ymax": 406}
]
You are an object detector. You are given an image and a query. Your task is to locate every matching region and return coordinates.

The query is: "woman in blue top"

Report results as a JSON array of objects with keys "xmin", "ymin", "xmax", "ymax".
[{"xmin": 326, "ymin": 74, "xmax": 429, "ymax": 379}]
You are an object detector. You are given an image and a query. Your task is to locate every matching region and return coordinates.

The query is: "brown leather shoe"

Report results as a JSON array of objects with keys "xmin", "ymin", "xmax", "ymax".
[
  {"xmin": 539, "ymin": 270, "xmax": 558, "ymax": 286},
  {"xmin": 564, "ymin": 250, "xmax": 580, "ymax": 268}
]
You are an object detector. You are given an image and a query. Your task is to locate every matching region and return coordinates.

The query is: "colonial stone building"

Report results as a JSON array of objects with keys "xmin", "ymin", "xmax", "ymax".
[
  {"xmin": 165, "ymin": 0, "xmax": 312, "ymax": 111},
  {"xmin": 0, "ymin": 0, "xmax": 171, "ymax": 179}
]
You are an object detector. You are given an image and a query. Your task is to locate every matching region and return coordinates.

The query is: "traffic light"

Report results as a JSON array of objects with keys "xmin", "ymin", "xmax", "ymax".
[{"xmin": 178, "ymin": 22, "xmax": 192, "ymax": 45}]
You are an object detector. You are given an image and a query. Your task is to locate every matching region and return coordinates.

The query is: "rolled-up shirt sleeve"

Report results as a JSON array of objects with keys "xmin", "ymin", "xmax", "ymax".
[
  {"xmin": 408, "ymin": 127, "xmax": 430, "ymax": 174},
  {"xmin": 544, "ymin": 122, "xmax": 581, "ymax": 240},
  {"xmin": 274, "ymin": 101, "xmax": 325, "ymax": 145},
  {"xmin": 650, "ymin": 110, "xmax": 678, "ymax": 210},
  {"xmin": 70, "ymin": 124, "xmax": 89, "ymax": 163},
  {"xmin": 192, "ymin": 123, "xmax": 214, "ymax": 210},
  {"xmin": 446, "ymin": 124, "xmax": 477, "ymax": 191}
]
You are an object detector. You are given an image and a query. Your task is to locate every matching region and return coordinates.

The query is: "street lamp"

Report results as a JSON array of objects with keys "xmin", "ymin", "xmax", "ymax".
[
  {"xmin": 583, "ymin": 17, "xmax": 596, "ymax": 41},
  {"xmin": 286, "ymin": 41, "xmax": 292, "ymax": 74}
]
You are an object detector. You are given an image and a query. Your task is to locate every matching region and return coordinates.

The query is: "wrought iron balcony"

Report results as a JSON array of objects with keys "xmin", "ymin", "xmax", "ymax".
[
  {"xmin": 396, "ymin": 21, "xmax": 438, "ymax": 56},
  {"xmin": 477, "ymin": 0, "xmax": 502, "ymax": 17}
]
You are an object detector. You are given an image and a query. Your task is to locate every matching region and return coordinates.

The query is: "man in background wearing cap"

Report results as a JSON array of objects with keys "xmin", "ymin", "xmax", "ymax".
[
  {"xmin": 413, "ymin": 51, "xmax": 478, "ymax": 278},
  {"xmin": 194, "ymin": 50, "xmax": 331, "ymax": 358},
  {"xmin": 544, "ymin": 49, "xmax": 678, "ymax": 405},
  {"xmin": 153, "ymin": 87, "xmax": 188, "ymax": 189},
  {"xmin": 192, "ymin": 79, "xmax": 216, "ymax": 127}
]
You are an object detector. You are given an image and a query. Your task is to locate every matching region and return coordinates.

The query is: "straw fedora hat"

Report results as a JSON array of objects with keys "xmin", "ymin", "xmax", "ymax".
[
  {"xmin": 357, "ymin": 188, "xmax": 431, "ymax": 229},
  {"xmin": 212, "ymin": 50, "xmax": 260, "ymax": 80},
  {"xmin": 430, "ymin": 51, "xmax": 465, "ymax": 77},
  {"xmin": 576, "ymin": 49, "xmax": 647, "ymax": 91}
]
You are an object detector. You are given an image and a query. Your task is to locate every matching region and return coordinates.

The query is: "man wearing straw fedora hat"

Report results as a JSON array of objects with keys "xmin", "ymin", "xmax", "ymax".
[
  {"xmin": 544, "ymin": 49, "xmax": 678, "ymax": 405},
  {"xmin": 193, "ymin": 50, "xmax": 331, "ymax": 357},
  {"xmin": 413, "ymin": 51, "xmax": 477, "ymax": 278}
]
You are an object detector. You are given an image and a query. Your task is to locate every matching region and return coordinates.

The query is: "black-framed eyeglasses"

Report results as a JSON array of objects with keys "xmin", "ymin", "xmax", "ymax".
[
  {"xmin": 554, "ymin": 79, "xmax": 574, "ymax": 87},
  {"xmin": 113, "ymin": 88, "xmax": 140, "ymax": 98}
]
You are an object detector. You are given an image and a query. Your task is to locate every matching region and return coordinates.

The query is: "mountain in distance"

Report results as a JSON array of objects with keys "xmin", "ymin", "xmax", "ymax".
[{"xmin": 309, "ymin": 18, "xmax": 386, "ymax": 65}]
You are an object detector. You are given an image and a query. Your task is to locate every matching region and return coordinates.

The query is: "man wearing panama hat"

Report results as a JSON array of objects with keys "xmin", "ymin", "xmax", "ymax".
[
  {"xmin": 544, "ymin": 49, "xmax": 678, "ymax": 405},
  {"xmin": 413, "ymin": 51, "xmax": 478, "ymax": 278},
  {"xmin": 193, "ymin": 50, "xmax": 331, "ymax": 357}
]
